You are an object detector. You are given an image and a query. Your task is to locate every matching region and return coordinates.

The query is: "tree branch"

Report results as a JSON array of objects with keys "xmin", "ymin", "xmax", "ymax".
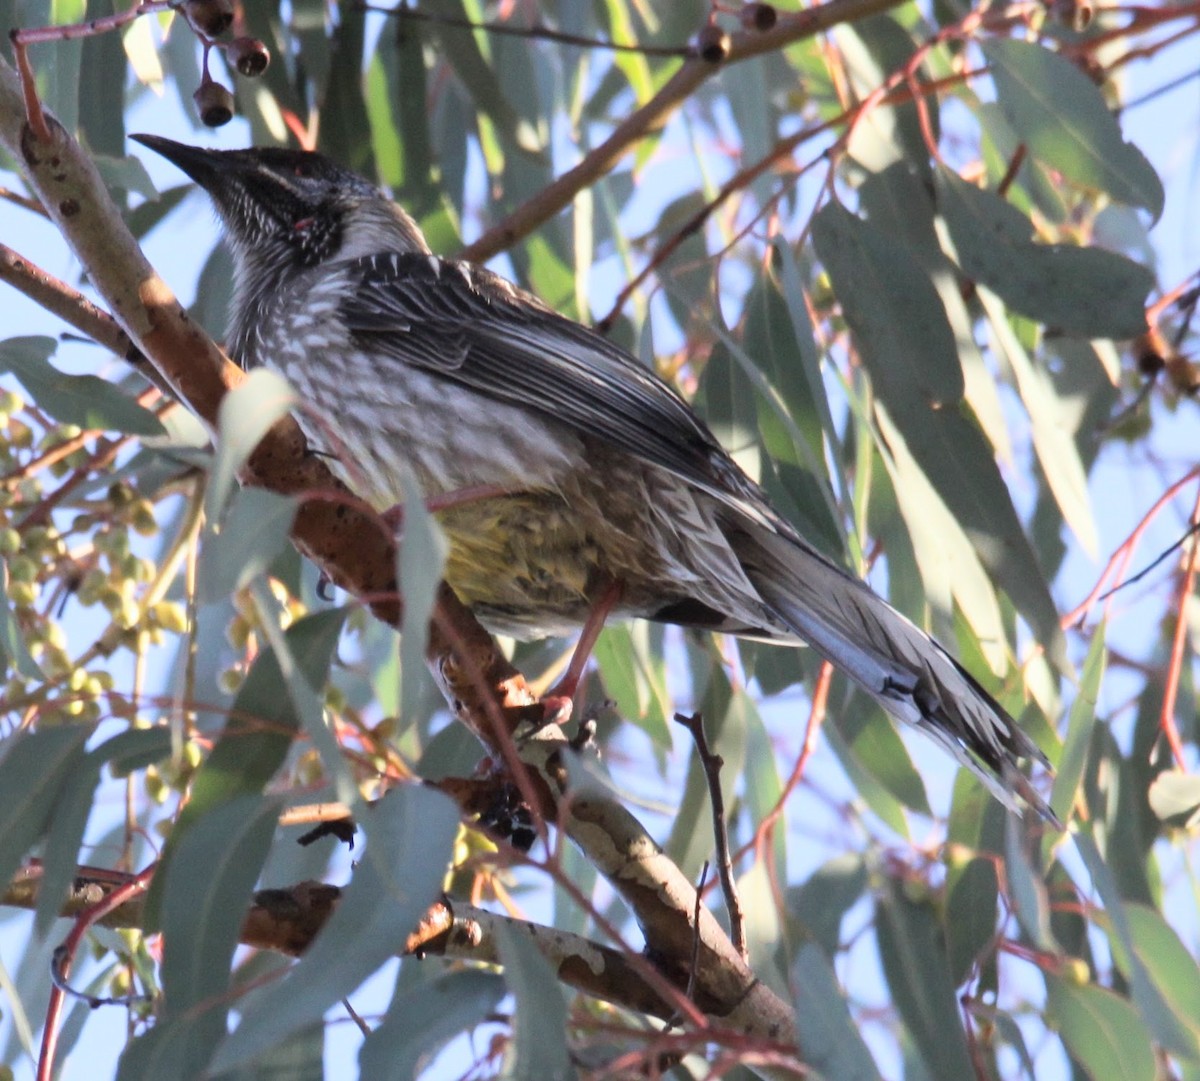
[{"xmin": 459, "ymin": 0, "xmax": 907, "ymax": 263}]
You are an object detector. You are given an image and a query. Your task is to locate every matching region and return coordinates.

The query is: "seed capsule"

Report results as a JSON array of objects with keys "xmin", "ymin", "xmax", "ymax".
[
  {"xmin": 194, "ymin": 80, "xmax": 235, "ymax": 127},
  {"xmin": 182, "ymin": 0, "xmax": 233, "ymax": 37},
  {"xmin": 228, "ymin": 36, "xmax": 270, "ymax": 77},
  {"xmin": 740, "ymin": 3, "xmax": 777, "ymax": 31},
  {"xmin": 696, "ymin": 25, "xmax": 731, "ymax": 63}
]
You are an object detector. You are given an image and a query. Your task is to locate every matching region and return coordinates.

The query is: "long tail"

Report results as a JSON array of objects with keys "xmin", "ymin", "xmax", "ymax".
[{"xmin": 730, "ymin": 519, "xmax": 1061, "ymax": 827}]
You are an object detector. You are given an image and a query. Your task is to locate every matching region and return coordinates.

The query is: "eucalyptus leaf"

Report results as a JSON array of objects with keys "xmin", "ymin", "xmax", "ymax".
[
  {"xmin": 0, "ymin": 336, "xmax": 164, "ymax": 436},
  {"xmin": 211, "ymin": 785, "xmax": 458, "ymax": 1072},
  {"xmin": 792, "ymin": 942, "xmax": 883, "ymax": 1081},
  {"xmin": 936, "ymin": 167, "xmax": 1153, "ymax": 339},
  {"xmin": 876, "ymin": 884, "xmax": 974, "ymax": 1079},
  {"xmin": 984, "ymin": 39, "xmax": 1164, "ymax": 220},
  {"xmin": 198, "ymin": 487, "xmax": 298, "ymax": 604},
  {"xmin": 495, "ymin": 924, "xmax": 574, "ymax": 1081},
  {"xmin": 1045, "ymin": 976, "xmax": 1157, "ymax": 1081},
  {"xmin": 206, "ymin": 368, "xmax": 296, "ymax": 523}
]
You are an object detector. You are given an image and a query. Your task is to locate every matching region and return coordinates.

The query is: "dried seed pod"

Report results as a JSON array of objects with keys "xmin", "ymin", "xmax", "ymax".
[
  {"xmin": 739, "ymin": 3, "xmax": 777, "ymax": 32},
  {"xmin": 228, "ymin": 36, "xmax": 270, "ymax": 77},
  {"xmin": 194, "ymin": 80, "xmax": 235, "ymax": 126},
  {"xmin": 696, "ymin": 25, "xmax": 731, "ymax": 64},
  {"xmin": 181, "ymin": 0, "xmax": 233, "ymax": 37}
]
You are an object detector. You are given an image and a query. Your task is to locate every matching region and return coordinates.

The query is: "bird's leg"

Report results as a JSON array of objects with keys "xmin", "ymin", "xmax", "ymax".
[
  {"xmin": 540, "ymin": 579, "xmax": 625, "ymax": 722},
  {"xmin": 381, "ymin": 484, "xmax": 515, "ymax": 531}
]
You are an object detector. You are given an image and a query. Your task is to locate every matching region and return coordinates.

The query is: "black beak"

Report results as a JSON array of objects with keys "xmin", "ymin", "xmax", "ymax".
[{"xmin": 130, "ymin": 134, "xmax": 227, "ymax": 188}]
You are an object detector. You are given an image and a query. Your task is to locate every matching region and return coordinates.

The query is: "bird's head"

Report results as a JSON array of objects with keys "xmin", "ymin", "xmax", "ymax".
[{"xmin": 131, "ymin": 135, "xmax": 428, "ymax": 278}]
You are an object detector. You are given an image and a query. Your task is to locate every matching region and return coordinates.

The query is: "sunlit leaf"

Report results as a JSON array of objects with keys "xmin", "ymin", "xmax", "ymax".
[
  {"xmin": 1045, "ymin": 976, "xmax": 1156, "ymax": 1081},
  {"xmin": 984, "ymin": 39, "xmax": 1164, "ymax": 220}
]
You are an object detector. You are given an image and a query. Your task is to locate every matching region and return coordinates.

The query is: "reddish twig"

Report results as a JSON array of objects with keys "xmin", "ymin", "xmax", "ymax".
[
  {"xmin": 1158, "ymin": 484, "xmax": 1200, "ymax": 767},
  {"xmin": 1062, "ymin": 465, "xmax": 1200, "ymax": 627},
  {"xmin": 37, "ymin": 863, "xmax": 156, "ymax": 1081}
]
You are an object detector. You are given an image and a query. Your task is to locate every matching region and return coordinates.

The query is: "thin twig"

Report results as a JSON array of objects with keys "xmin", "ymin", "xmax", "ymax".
[
  {"xmin": 357, "ymin": 2, "xmax": 691, "ymax": 57},
  {"xmin": 37, "ymin": 863, "xmax": 155, "ymax": 1081},
  {"xmin": 674, "ymin": 711, "xmax": 745, "ymax": 960},
  {"xmin": 1158, "ymin": 485, "xmax": 1200, "ymax": 768},
  {"xmin": 1096, "ymin": 521, "xmax": 1200, "ymax": 602},
  {"xmin": 0, "ymin": 243, "xmax": 142, "ymax": 362},
  {"xmin": 458, "ymin": 0, "xmax": 908, "ymax": 263},
  {"xmin": 1062, "ymin": 465, "xmax": 1200, "ymax": 627},
  {"xmin": 0, "ymin": 185, "xmax": 46, "ymax": 216}
]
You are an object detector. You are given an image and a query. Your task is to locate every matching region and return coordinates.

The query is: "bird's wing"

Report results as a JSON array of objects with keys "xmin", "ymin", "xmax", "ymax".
[
  {"xmin": 339, "ymin": 254, "xmax": 1057, "ymax": 823},
  {"xmin": 337, "ymin": 252, "xmax": 777, "ymax": 525}
]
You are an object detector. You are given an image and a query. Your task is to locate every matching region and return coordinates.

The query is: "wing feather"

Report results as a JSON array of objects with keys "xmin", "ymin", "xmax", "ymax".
[{"xmin": 338, "ymin": 252, "xmax": 775, "ymax": 524}]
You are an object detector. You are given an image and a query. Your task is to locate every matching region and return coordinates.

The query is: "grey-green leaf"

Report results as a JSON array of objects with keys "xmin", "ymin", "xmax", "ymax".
[
  {"xmin": 1045, "ymin": 976, "xmax": 1157, "ymax": 1081},
  {"xmin": 792, "ymin": 942, "xmax": 882, "ymax": 1081},
  {"xmin": 983, "ymin": 39, "xmax": 1163, "ymax": 220},
  {"xmin": 495, "ymin": 924, "xmax": 575, "ymax": 1081},
  {"xmin": 0, "ymin": 336, "xmax": 165, "ymax": 437},
  {"xmin": 360, "ymin": 969, "xmax": 505, "ymax": 1081},
  {"xmin": 210, "ymin": 785, "xmax": 458, "ymax": 1073},
  {"xmin": 199, "ymin": 488, "xmax": 298, "ymax": 604},
  {"xmin": 935, "ymin": 167, "xmax": 1153, "ymax": 339},
  {"xmin": 0, "ymin": 728, "xmax": 90, "ymax": 909},
  {"xmin": 875, "ymin": 885, "xmax": 974, "ymax": 1079}
]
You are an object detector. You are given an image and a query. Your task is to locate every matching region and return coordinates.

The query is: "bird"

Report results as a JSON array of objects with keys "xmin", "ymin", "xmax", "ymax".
[{"xmin": 131, "ymin": 134, "xmax": 1059, "ymax": 826}]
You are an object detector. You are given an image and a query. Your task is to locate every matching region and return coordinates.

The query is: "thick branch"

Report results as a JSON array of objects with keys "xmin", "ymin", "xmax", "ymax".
[
  {"xmin": 0, "ymin": 55, "xmax": 792, "ymax": 1044},
  {"xmin": 6, "ymin": 864, "xmax": 675, "ymax": 1021}
]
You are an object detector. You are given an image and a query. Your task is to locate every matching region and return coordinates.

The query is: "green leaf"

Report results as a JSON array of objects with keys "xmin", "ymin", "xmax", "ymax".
[
  {"xmin": 876, "ymin": 884, "xmax": 974, "ymax": 1079},
  {"xmin": 813, "ymin": 204, "xmax": 1064, "ymax": 667},
  {"xmin": 946, "ymin": 857, "xmax": 999, "ymax": 984},
  {"xmin": 936, "ymin": 167, "xmax": 1153, "ymax": 339},
  {"xmin": 92, "ymin": 153, "xmax": 159, "ymax": 201},
  {"xmin": 359, "ymin": 969, "xmax": 505, "ymax": 1080},
  {"xmin": 792, "ymin": 942, "xmax": 883, "ymax": 1081},
  {"xmin": 1049, "ymin": 625, "xmax": 1105, "ymax": 828},
  {"xmin": 0, "ymin": 728, "xmax": 90, "ymax": 910},
  {"xmin": 145, "ymin": 609, "xmax": 346, "ymax": 929},
  {"xmin": 128, "ymin": 796, "xmax": 284, "ymax": 1078},
  {"xmin": 593, "ymin": 622, "xmax": 671, "ymax": 748},
  {"xmin": 813, "ymin": 205, "xmax": 963, "ymax": 408},
  {"xmin": 983, "ymin": 39, "xmax": 1164, "ymax": 220},
  {"xmin": 495, "ymin": 924, "xmax": 574, "ymax": 1081},
  {"xmin": 206, "ymin": 368, "xmax": 296, "ymax": 523},
  {"xmin": 874, "ymin": 405, "xmax": 1005, "ymax": 669},
  {"xmin": 1106, "ymin": 903, "xmax": 1200, "ymax": 1060},
  {"xmin": 1075, "ymin": 829, "xmax": 1197, "ymax": 1058},
  {"xmin": 0, "ymin": 561, "xmax": 44, "ymax": 681},
  {"xmin": 397, "ymin": 471, "xmax": 448, "ymax": 728},
  {"xmin": 975, "ymin": 286, "xmax": 1099, "ymax": 557},
  {"xmin": 1045, "ymin": 976, "xmax": 1157, "ymax": 1081},
  {"xmin": 36, "ymin": 727, "xmax": 174, "ymax": 936},
  {"xmin": 1005, "ymin": 813, "xmax": 1055, "ymax": 951},
  {"xmin": 198, "ymin": 488, "xmax": 298, "ymax": 604},
  {"xmin": 0, "ymin": 336, "xmax": 165, "ymax": 437},
  {"xmin": 789, "ymin": 855, "xmax": 868, "ymax": 958},
  {"xmin": 833, "ymin": 694, "xmax": 931, "ymax": 816},
  {"xmin": 210, "ymin": 786, "xmax": 458, "ymax": 1073},
  {"xmin": 1147, "ymin": 771, "xmax": 1200, "ymax": 826}
]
